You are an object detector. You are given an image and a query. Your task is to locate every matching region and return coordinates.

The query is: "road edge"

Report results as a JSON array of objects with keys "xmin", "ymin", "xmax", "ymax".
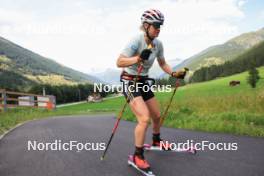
[{"xmin": 0, "ymin": 122, "xmax": 26, "ymax": 141}]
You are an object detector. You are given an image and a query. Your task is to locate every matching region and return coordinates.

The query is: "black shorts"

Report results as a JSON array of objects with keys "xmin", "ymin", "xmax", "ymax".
[{"xmin": 121, "ymin": 79, "xmax": 155, "ymax": 103}]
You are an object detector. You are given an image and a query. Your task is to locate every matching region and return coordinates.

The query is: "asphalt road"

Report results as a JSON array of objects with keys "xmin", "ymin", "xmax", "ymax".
[{"xmin": 0, "ymin": 115, "xmax": 264, "ymax": 176}]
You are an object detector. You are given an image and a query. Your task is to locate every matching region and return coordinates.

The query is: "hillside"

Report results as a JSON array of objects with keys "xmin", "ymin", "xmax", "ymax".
[
  {"xmin": 191, "ymin": 40, "xmax": 264, "ymax": 82},
  {"xmin": 0, "ymin": 36, "xmax": 101, "ymax": 89},
  {"xmin": 171, "ymin": 27, "xmax": 264, "ymax": 72}
]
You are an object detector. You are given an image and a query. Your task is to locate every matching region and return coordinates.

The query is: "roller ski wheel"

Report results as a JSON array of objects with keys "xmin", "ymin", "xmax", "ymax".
[{"xmin": 143, "ymin": 143, "xmax": 197, "ymax": 155}]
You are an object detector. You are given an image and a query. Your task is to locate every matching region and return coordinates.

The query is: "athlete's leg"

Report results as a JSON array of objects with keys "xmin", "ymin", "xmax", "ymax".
[
  {"xmin": 145, "ymin": 97, "xmax": 161, "ymax": 134},
  {"xmin": 129, "ymin": 96, "xmax": 152, "ymax": 170},
  {"xmin": 145, "ymin": 97, "xmax": 171, "ymax": 149},
  {"xmin": 129, "ymin": 96, "xmax": 151, "ymax": 147}
]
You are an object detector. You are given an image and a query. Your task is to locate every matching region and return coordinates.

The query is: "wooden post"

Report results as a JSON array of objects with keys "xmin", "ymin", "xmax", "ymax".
[
  {"xmin": 0, "ymin": 90, "xmax": 3, "ymax": 112},
  {"xmin": 2, "ymin": 90, "xmax": 7, "ymax": 112},
  {"xmin": 50, "ymin": 95, "xmax": 56, "ymax": 110},
  {"xmin": 53, "ymin": 96, "xmax": 56, "ymax": 110},
  {"xmin": 47, "ymin": 95, "xmax": 56, "ymax": 110}
]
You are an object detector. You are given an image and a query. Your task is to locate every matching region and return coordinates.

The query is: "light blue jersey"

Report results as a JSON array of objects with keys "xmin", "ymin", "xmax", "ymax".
[{"xmin": 121, "ymin": 33, "xmax": 164, "ymax": 76}]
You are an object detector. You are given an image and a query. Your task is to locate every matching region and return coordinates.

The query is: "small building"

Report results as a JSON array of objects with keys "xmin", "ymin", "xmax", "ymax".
[{"xmin": 87, "ymin": 93, "xmax": 102, "ymax": 103}]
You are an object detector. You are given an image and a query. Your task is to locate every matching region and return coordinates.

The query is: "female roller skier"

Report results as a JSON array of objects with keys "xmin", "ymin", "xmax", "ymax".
[{"xmin": 116, "ymin": 9, "xmax": 187, "ymax": 173}]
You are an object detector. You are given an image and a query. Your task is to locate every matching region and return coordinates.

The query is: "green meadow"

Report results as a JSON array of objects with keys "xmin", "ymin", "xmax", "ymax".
[{"xmin": 1, "ymin": 67, "xmax": 264, "ymax": 137}]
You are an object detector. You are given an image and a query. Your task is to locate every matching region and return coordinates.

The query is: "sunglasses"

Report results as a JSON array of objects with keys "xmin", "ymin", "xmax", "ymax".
[{"xmin": 151, "ymin": 22, "xmax": 163, "ymax": 29}]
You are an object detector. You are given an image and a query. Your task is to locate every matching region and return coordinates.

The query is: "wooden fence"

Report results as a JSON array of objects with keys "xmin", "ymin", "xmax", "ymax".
[{"xmin": 0, "ymin": 89, "xmax": 56, "ymax": 112}]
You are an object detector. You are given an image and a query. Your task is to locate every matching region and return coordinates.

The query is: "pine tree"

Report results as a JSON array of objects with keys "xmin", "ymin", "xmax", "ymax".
[{"xmin": 247, "ymin": 62, "xmax": 260, "ymax": 88}]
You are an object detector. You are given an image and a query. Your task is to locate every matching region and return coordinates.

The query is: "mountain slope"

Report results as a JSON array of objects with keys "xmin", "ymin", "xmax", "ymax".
[
  {"xmin": 172, "ymin": 27, "xmax": 264, "ymax": 72},
  {"xmin": 0, "ymin": 36, "xmax": 101, "ymax": 86},
  {"xmin": 0, "ymin": 68, "xmax": 36, "ymax": 91},
  {"xmin": 191, "ymin": 40, "xmax": 264, "ymax": 82}
]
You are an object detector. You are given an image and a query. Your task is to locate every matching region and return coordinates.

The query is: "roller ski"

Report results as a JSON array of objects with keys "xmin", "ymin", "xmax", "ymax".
[
  {"xmin": 128, "ymin": 155, "xmax": 155, "ymax": 176},
  {"xmin": 144, "ymin": 139, "xmax": 196, "ymax": 155}
]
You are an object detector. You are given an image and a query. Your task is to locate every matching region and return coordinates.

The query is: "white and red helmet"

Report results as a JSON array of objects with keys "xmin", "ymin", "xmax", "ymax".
[{"xmin": 141, "ymin": 9, "xmax": 164, "ymax": 25}]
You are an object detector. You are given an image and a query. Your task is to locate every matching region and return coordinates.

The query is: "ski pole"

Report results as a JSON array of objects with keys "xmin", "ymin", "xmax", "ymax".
[
  {"xmin": 159, "ymin": 68, "xmax": 189, "ymax": 127},
  {"xmin": 159, "ymin": 79, "xmax": 180, "ymax": 127},
  {"xmin": 100, "ymin": 65, "xmax": 143, "ymax": 161},
  {"xmin": 101, "ymin": 44, "xmax": 152, "ymax": 161}
]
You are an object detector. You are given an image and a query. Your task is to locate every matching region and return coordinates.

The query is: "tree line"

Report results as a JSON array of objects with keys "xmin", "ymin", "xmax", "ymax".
[
  {"xmin": 29, "ymin": 84, "xmax": 111, "ymax": 104},
  {"xmin": 155, "ymin": 77, "xmax": 186, "ymax": 87},
  {"xmin": 191, "ymin": 41, "xmax": 264, "ymax": 83}
]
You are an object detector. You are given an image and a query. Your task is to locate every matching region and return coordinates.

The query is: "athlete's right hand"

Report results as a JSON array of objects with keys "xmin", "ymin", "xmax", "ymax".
[{"xmin": 139, "ymin": 49, "xmax": 152, "ymax": 61}]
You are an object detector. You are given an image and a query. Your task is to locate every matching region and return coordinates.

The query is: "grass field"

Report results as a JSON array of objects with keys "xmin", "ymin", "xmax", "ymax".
[
  {"xmin": 121, "ymin": 67, "xmax": 264, "ymax": 137},
  {"xmin": 1, "ymin": 67, "xmax": 264, "ymax": 137}
]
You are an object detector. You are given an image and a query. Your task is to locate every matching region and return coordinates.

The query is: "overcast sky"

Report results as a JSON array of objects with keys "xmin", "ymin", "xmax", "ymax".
[{"xmin": 0, "ymin": 0, "xmax": 263, "ymax": 74}]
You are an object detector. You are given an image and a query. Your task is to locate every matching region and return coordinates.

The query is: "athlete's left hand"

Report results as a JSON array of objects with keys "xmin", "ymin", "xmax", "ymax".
[{"xmin": 171, "ymin": 68, "xmax": 189, "ymax": 79}]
